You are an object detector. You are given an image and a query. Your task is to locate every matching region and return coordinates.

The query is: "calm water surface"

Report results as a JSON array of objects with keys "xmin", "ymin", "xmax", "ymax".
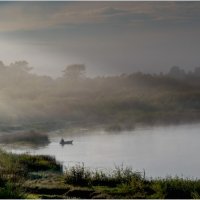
[{"xmin": 5, "ymin": 123, "xmax": 200, "ymax": 178}]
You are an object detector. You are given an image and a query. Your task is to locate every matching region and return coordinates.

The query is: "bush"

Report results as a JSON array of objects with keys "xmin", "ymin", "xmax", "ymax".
[{"xmin": 65, "ymin": 164, "xmax": 91, "ymax": 186}]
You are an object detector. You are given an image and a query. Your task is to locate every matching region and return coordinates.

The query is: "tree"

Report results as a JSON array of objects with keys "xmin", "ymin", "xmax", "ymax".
[
  {"xmin": 168, "ymin": 66, "xmax": 186, "ymax": 80},
  {"xmin": 0, "ymin": 61, "xmax": 6, "ymax": 71},
  {"xmin": 10, "ymin": 61, "xmax": 32, "ymax": 71},
  {"xmin": 63, "ymin": 64, "xmax": 86, "ymax": 80}
]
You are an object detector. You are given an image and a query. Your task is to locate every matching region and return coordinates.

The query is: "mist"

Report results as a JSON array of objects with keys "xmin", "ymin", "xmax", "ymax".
[
  {"xmin": 1, "ymin": 3, "xmax": 200, "ymax": 197},
  {"xmin": 1, "ymin": 2, "xmax": 200, "ymax": 77},
  {"xmin": 0, "ymin": 1, "xmax": 200, "ymax": 131},
  {"xmin": 0, "ymin": 60, "xmax": 200, "ymax": 133}
]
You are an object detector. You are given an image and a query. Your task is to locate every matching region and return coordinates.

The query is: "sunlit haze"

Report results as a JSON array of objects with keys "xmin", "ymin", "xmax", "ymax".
[{"xmin": 0, "ymin": 1, "xmax": 200, "ymax": 77}]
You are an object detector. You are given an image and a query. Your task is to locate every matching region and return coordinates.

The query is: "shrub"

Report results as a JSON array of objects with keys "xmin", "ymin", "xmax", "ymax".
[{"xmin": 65, "ymin": 164, "xmax": 91, "ymax": 186}]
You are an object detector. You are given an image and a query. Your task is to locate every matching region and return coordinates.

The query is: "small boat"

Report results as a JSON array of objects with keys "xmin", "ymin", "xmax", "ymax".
[{"xmin": 60, "ymin": 138, "xmax": 73, "ymax": 145}]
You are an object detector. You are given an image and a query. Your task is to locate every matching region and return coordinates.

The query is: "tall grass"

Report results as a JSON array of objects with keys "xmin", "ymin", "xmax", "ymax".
[
  {"xmin": 64, "ymin": 164, "xmax": 142, "ymax": 187},
  {"xmin": 2, "ymin": 149, "xmax": 200, "ymax": 198},
  {"xmin": 0, "ymin": 182, "xmax": 26, "ymax": 199},
  {"xmin": 151, "ymin": 177, "xmax": 200, "ymax": 199},
  {"xmin": 0, "ymin": 150, "xmax": 62, "ymax": 177},
  {"xmin": 17, "ymin": 154, "xmax": 62, "ymax": 172},
  {"xmin": 0, "ymin": 149, "xmax": 62, "ymax": 198},
  {"xmin": 64, "ymin": 164, "xmax": 200, "ymax": 198},
  {"xmin": 0, "ymin": 150, "xmax": 26, "ymax": 198}
]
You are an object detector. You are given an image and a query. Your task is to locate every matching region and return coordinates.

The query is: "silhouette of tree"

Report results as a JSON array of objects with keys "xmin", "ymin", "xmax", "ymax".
[
  {"xmin": 9, "ymin": 61, "xmax": 32, "ymax": 73},
  {"xmin": 63, "ymin": 64, "xmax": 86, "ymax": 80},
  {"xmin": 168, "ymin": 66, "xmax": 186, "ymax": 79}
]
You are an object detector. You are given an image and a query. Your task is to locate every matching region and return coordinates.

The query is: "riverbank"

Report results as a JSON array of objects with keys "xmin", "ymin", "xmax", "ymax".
[{"xmin": 0, "ymin": 150, "xmax": 200, "ymax": 199}]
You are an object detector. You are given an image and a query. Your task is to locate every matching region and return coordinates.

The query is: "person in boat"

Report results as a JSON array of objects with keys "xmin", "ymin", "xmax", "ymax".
[
  {"xmin": 60, "ymin": 138, "xmax": 73, "ymax": 145},
  {"xmin": 60, "ymin": 138, "xmax": 64, "ymax": 144}
]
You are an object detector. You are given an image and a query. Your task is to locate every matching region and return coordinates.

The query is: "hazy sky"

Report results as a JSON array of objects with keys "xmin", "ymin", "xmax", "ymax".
[{"xmin": 0, "ymin": 1, "xmax": 200, "ymax": 77}]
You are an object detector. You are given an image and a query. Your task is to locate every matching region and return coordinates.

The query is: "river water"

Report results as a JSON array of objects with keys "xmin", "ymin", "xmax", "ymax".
[{"xmin": 4, "ymin": 123, "xmax": 200, "ymax": 178}]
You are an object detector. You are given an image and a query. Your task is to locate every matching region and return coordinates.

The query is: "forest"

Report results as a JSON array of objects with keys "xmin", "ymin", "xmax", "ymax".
[{"xmin": 0, "ymin": 61, "xmax": 200, "ymax": 131}]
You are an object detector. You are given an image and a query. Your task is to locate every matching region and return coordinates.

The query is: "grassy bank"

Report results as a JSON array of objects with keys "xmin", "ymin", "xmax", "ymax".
[
  {"xmin": 1, "ymin": 150, "xmax": 200, "ymax": 199},
  {"xmin": 0, "ymin": 149, "xmax": 62, "ymax": 198},
  {"xmin": 63, "ymin": 164, "xmax": 200, "ymax": 199}
]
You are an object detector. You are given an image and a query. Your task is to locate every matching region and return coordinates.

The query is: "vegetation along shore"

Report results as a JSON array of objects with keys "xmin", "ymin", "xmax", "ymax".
[{"xmin": 0, "ymin": 149, "xmax": 200, "ymax": 199}]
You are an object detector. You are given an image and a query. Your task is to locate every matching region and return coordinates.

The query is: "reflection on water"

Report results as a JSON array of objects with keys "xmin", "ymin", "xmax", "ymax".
[{"xmin": 3, "ymin": 123, "xmax": 200, "ymax": 178}]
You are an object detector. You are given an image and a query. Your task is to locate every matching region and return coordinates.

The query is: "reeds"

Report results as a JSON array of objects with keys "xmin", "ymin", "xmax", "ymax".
[{"xmin": 64, "ymin": 164, "xmax": 142, "ymax": 187}]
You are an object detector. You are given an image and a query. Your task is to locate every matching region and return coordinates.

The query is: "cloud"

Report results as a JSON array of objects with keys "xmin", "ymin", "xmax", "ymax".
[
  {"xmin": 0, "ymin": 2, "xmax": 200, "ymax": 32},
  {"xmin": 95, "ymin": 6, "xmax": 128, "ymax": 16},
  {"xmin": 0, "ymin": 1, "xmax": 200, "ymax": 80}
]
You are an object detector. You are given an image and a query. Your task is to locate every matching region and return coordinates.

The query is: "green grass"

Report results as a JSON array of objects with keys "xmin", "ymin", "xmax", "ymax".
[
  {"xmin": 0, "ymin": 149, "xmax": 62, "ymax": 198},
  {"xmin": 150, "ymin": 177, "xmax": 200, "ymax": 199},
  {"xmin": 17, "ymin": 154, "xmax": 62, "ymax": 172},
  {"xmin": 0, "ymin": 182, "xmax": 26, "ymax": 199},
  {"xmin": 2, "ymin": 149, "xmax": 200, "ymax": 198},
  {"xmin": 64, "ymin": 164, "xmax": 141, "ymax": 187},
  {"xmin": 63, "ymin": 165, "xmax": 200, "ymax": 199},
  {"xmin": 0, "ymin": 150, "xmax": 62, "ymax": 175}
]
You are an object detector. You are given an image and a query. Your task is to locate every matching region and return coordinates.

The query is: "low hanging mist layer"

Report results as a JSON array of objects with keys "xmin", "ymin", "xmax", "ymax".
[{"xmin": 1, "ymin": 60, "xmax": 200, "ymax": 131}]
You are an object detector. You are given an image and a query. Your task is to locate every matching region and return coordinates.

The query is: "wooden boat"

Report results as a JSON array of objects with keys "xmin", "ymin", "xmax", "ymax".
[{"xmin": 60, "ymin": 138, "xmax": 73, "ymax": 145}]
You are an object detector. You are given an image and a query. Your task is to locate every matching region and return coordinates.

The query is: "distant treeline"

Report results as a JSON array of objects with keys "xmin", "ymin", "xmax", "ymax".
[{"xmin": 0, "ymin": 61, "xmax": 200, "ymax": 130}]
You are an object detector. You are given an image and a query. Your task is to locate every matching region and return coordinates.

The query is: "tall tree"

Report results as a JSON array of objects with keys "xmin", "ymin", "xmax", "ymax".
[{"xmin": 63, "ymin": 64, "xmax": 86, "ymax": 80}]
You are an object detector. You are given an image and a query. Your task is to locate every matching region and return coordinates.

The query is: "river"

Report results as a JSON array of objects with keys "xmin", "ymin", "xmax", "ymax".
[{"xmin": 4, "ymin": 123, "xmax": 200, "ymax": 178}]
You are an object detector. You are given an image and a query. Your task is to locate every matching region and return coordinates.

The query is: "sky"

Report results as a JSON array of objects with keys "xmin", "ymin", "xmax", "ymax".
[{"xmin": 0, "ymin": 1, "xmax": 200, "ymax": 77}]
